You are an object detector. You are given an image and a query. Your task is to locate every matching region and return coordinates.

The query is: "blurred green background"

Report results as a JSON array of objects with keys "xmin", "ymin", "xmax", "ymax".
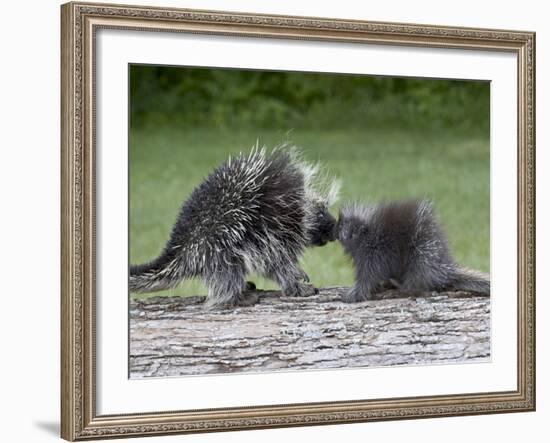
[{"xmin": 129, "ymin": 64, "xmax": 490, "ymax": 298}]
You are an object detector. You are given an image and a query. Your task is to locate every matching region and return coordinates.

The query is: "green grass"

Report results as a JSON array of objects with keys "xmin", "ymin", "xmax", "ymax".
[{"xmin": 130, "ymin": 126, "xmax": 489, "ymax": 299}]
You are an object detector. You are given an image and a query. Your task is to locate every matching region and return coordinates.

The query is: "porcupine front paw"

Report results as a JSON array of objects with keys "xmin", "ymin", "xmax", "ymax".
[
  {"xmin": 283, "ymin": 282, "xmax": 319, "ymax": 297},
  {"xmin": 341, "ymin": 286, "xmax": 370, "ymax": 303}
]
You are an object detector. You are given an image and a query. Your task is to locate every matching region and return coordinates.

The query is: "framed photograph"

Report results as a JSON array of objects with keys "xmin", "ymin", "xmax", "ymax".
[{"xmin": 61, "ymin": 1, "xmax": 535, "ymax": 440}]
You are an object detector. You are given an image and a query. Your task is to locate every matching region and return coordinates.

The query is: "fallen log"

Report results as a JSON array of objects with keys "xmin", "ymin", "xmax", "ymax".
[{"xmin": 129, "ymin": 287, "xmax": 490, "ymax": 378}]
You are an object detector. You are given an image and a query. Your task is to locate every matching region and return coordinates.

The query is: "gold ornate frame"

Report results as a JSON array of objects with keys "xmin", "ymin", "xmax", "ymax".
[{"xmin": 60, "ymin": 1, "xmax": 536, "ymax": 440}]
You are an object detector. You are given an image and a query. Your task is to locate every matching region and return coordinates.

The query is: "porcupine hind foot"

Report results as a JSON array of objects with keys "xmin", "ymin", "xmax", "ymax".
[
  {"xmin": 245, "ymin": 281, "xmax": 257, "ymax": 291},
  {"xmin": 234, "ymin": 291, "xmax": 260, "ymax": 307},
  {"xmin": 212, "ymin": 290, "xmax": 260, "ymax": 309},
  {"xmin": 203, "ymin": 264, "xmax": 262, "ymax": 308},
  {"xmin": 263, "ymin": 264, "xmax": 318, "ymax": 298},
  {"xmin": 284, "ymin": 282, "xmax": 318, "ymax": 297}
]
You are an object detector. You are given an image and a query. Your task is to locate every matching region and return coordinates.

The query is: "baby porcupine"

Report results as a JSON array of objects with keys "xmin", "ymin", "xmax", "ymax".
[
  {"xmin": 336, "ymin": 199, "xmax": 490, "ymax": 302},
  {"xmin": 130, "ymin": 144, "xmax": 340, "ymax": 308}
]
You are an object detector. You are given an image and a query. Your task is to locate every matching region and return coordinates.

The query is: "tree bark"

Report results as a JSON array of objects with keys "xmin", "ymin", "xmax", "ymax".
[{"xmin": 130, "ymin": 287, "xmax": 490, "ymax": 378}]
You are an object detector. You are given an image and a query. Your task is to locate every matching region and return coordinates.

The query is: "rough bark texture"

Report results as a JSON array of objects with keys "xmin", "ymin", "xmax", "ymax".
[{"xmin": 130, "ymin": 287, "xmax": 490, "ymax": 378}]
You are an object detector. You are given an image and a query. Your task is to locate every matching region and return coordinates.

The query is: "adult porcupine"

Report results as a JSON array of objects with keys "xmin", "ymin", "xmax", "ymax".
[
  {"xmin": 335, "ymin": 199, "xmax": 490, "ymax": 302},
  {"xmin": 130, "ymin": 145, "xmax": 339, "ymax": 307}
]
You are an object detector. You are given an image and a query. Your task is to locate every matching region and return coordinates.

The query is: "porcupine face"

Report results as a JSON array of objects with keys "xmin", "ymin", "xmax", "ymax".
[{"xmin": 307, "ymin": 203, "xmax": 337, "ymax": 246}]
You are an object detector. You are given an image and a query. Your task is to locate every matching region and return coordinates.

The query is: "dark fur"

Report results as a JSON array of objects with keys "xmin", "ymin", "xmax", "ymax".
[
  {"xmin": 336, "ymin": 200, "xmax": 490, "ymax": 302},
  {"xmin": 130, "ymin": 147, "xmax": 337, "ymax": 307}
]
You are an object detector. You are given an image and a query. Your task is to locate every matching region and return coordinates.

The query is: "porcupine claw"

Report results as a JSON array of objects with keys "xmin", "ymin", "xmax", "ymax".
[{"xmin": 298, "ymin": 270, "xmax": 310, "ymax": 283}]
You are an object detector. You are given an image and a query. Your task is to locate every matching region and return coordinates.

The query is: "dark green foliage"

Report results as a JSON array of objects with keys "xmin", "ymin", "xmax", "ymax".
[{"xmin": 130, "ymin": 65, "xmax": 489, "ymax": 132}]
